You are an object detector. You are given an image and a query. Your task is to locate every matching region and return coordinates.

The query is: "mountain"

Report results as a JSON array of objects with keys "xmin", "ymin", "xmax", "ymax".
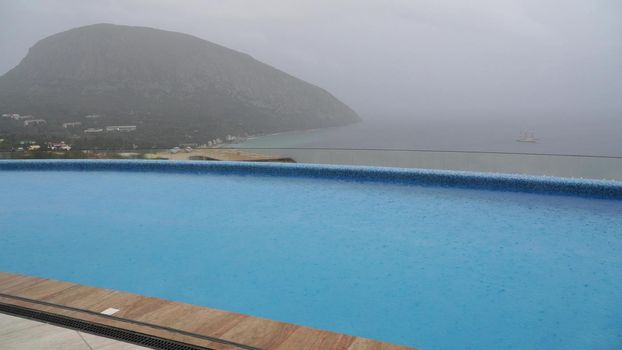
[{"xmin": 0, "ymin": 23, "xmax": 358, "ymax": 148}]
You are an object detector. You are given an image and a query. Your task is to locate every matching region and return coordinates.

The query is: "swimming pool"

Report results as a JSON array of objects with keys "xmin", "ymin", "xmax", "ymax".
[{"xmin": 1, "ymin": 160, "xmax": 621, "ymax": 349}]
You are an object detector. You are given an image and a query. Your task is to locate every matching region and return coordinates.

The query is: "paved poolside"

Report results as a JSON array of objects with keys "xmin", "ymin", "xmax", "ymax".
[{"xmin": 0, "ymin": 313, "xmax": 148, "ymax": 349}]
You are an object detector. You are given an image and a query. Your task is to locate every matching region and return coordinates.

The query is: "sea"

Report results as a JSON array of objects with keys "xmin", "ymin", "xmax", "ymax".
[{"xmin": 231, "ymin": 116, "xmax": 622, "ymax": 156}]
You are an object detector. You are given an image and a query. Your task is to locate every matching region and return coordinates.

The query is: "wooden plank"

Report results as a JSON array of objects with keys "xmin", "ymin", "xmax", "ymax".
[
  {"xmin": 189, "ymin": 309, "xmax": 249, "ymax": 339},
  {"xmin": 274, "ymin": 327, "xmax": 356, "ymax": 350},
  {"xmin": 42, "ymin": 285, "xmax": 117, "ymax": 309},
  {"xmin": 82, "ymin": 291, "xmax": 148, "ymax": 314},
  {"xmin": 0, "ymin": 272, "xmax": 416, "ymax": 350},
  {"xmin": 219, "ymin": 317, "xmax": 299, "ymax": 349},
  {"xmin": 0, "ymin": 272, "xmax": 43, "ymax": 292},
  {"xmin": 130, "ymin": 300, "xmax": 247, "ymax": 337},
  {"xmin": 3, "ymin": 279, "xmax": 74, "ymax": 300},
  {"xmin": 348, "ymin": 338, "xmax": 412, "ymax": 350}
]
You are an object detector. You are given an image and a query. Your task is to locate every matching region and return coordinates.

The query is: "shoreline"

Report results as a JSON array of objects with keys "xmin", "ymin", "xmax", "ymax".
[{"xmin": 230, "ymin": 122, "xmax": 361, "ymax": 148}]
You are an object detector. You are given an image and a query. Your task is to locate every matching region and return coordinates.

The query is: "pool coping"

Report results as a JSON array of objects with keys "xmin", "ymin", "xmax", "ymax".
[
  {"xmin": 0, "ymin": 272, "xmax": 414, "ymax": 350},
  {"xmin": 1, "ymin": 159, "xmax": 621, "ymax": 199}
]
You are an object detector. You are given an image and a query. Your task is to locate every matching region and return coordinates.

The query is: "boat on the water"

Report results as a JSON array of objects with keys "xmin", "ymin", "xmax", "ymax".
[{"xmin": 517, "ymin": 131, "xmax": 538, "ymax": 143}]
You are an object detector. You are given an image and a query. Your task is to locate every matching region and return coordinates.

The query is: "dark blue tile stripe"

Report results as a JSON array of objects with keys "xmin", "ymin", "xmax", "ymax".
[{"xmin": 1, "ymin": 159, "xmax": 621, "ymax": 199}]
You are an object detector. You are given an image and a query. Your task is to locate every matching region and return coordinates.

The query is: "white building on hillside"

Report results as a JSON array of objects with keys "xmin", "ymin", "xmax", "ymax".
[
  {"xmin": 63, "ymin": 122, "xmax": 82, "ymax": 128},
  {"xmin": 106, "ymin": 125, "xmax": 136, "ymax": 132},
  {"xmin": 24, "ymin": 119, "xmax": 46, "ymax": 126}
]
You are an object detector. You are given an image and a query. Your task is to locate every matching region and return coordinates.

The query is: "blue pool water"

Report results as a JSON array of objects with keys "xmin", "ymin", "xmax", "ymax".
[{"xmin": 1, "ymin": 163, "xmax": 621, "ymax": 349}]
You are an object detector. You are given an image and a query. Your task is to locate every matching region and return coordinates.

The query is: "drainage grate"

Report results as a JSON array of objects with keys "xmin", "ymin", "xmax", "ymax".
[
  {"xmin": 0, "ymin": 302, "xmax": 214, "ymax": 350},
  {"xmin": 0, "ymin": 292, "xmax": 261, "ymax": 350}
]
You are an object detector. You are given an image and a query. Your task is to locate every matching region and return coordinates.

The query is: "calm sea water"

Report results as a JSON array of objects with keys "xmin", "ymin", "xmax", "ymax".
[
  {"xmin": 232, "ymin": 117, "xmax": 622, "ymax": 156},
  {"xmin": 1, "ymin": 170, "xmax": 621, "ymax": 349}
]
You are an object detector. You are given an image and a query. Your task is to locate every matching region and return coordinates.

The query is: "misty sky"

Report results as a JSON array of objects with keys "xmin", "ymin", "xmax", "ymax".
[{"xmin": 0, "ymin": 0, "xmax": 620, "ymax": 120}]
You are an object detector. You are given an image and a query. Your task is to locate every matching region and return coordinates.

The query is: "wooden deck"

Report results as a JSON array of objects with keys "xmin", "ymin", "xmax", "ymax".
[{"xmin": 0, "ymin": 272, "xmax": 416, "ymax": 350}]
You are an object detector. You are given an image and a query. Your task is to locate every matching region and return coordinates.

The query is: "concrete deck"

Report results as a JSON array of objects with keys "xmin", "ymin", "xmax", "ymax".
[{"xmin": 0, "ymin": 313, "xmax": 149, "ymax": 350}]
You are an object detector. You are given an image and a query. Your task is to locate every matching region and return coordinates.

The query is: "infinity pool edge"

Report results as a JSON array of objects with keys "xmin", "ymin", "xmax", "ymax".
[{"xmin": 1, "ymin": 159, "xmax": 621, "ymax": 199}]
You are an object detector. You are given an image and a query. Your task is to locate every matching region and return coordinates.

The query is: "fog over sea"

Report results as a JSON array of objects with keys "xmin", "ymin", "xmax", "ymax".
[{"xmin": 233, "ymin": 115, "xmax": 622, "ymax": 157}]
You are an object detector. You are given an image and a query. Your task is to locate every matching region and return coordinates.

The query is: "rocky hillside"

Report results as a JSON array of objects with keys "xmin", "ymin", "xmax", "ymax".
[{"xmin": 0, "ymin": 24, "xmax": 358, "ymax": 148}]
